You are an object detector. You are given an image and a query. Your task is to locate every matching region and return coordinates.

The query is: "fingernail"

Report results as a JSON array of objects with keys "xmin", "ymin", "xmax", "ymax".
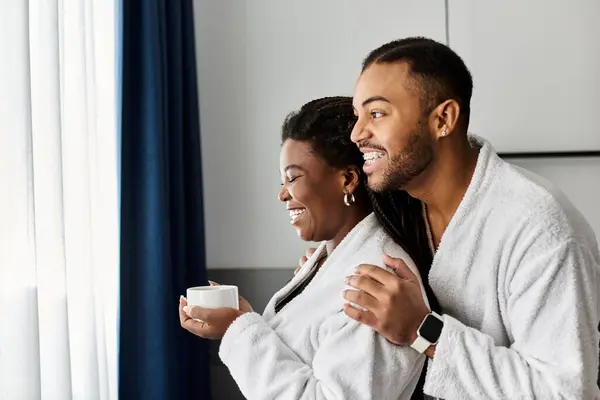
[
  {"xmin": 183, "ymin": 306, "xmax": 191, "ymax": 314},
  {"xmin": 344, "ymin": 276, "xmax": 350, "ymax": 284},
  {"xmin": 179, "ymin": 295, "xmax": 184, "ymax": 301}
]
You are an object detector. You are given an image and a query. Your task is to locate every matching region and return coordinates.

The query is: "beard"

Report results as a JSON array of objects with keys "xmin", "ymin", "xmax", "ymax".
[{"xmin": 368, "ymin": 120, "xmax": 434, "ymax": 193}]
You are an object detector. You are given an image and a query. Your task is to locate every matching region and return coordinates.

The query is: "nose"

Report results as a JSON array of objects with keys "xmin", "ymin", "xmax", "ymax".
[
  {"xmin": 278, "ymin": 184, "xmax": 291, "ymax": 203},
  {"xmin": 350, "ymin": 116, "xmax": 369, "ymax": 144}
]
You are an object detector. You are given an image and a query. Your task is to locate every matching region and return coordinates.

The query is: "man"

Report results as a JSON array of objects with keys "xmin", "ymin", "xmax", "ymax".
[{"xmin": 340, "ymin": 37, "xmax": 600, "ymax": 398}]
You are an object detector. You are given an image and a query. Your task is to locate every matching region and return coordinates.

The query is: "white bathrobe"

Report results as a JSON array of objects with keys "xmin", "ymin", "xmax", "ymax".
[
  {"xmin": 219, "ymin": 213, "xmax": 428, "ymax": 400},
  {"xmin": 423, "ymin": 137, "xmax": 600, "ymax": 399}
]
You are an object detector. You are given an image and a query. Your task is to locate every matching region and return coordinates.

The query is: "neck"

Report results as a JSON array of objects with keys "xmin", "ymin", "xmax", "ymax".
[
  {"xmin": 406, "ymin": 135, "xmax": 479, "ymax": 225},
  {"xmin": 329, "ymin": 205, "xmax": 371, "ymax": 250}
]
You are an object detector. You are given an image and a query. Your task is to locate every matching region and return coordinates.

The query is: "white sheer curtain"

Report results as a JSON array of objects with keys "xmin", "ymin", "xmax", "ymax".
[{"xmin": 0, "ymin": 1, "xmax": 119, "ymax": 399}]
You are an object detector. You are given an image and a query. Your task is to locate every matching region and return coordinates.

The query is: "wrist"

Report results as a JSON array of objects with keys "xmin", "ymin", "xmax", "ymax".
[
  {"xmin": 425, "ymin": 344, "xmax": 436, "ymax": 359},
  {"xmin": 410, "ymin": 309, "xmax": 430, "ymax": 342},
  {"xmin": 224, "ymin": 309, "xmax": 247, "ymax": 331},
  {"xmin": 233, "ymin": 309, "xmax": 247, "ymax": 321},
  {"xmin": 410, "ymin": 311, "xmax": 444, "ymax": 354},
  {"xmin": 407, "ymin": 321, "xmax": 423, "ymax": 345}
]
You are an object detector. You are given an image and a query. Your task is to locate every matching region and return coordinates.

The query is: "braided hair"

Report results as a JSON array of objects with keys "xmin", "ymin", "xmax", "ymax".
[
  {"xmin": 281, "ymin": 96, "xmax": 363, "ymax": 170},
  {"xmin": 281, "ymin": 96, "xmax": 440, "ymax": 314},
  {"xmin": 368, "ymin": 190, "xmax": 440, "ymax": 313}
]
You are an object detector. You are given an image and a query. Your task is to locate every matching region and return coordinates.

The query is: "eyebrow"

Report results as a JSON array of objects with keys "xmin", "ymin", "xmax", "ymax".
[
  {"xmin": 360, "ymin": 96, "xmax": 391, "ymax": 107},
  {"xmin": 283, "ymin": 164, "xmax": 304, "ymax": 173}
]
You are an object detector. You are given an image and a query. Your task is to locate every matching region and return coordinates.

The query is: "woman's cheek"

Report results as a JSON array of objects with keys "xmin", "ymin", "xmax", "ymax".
[{"xmin": 288, "ymin": 183, "xmax": 309, "ymax": 204}]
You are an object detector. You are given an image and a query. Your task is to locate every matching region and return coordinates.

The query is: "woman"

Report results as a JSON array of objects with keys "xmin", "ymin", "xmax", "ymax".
[{"xmin": 179, "ymin": 97, "xmax": 431, "ymax": 399}]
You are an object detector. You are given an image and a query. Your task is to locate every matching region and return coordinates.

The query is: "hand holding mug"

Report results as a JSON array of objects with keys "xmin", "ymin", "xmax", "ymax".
[{"xmin": 179, "ymin": 282, "xmax": 253, "ymax": 340}]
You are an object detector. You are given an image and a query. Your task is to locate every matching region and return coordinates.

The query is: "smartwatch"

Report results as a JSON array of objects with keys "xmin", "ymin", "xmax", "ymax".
[{"xmin": 410, "ymin": 311, "xmax": 444, "ymax": 353}]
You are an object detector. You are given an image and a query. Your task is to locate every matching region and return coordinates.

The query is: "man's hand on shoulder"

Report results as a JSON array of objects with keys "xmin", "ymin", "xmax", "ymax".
[{"xmin": 342, "ymin": 254, "xmax": 430, "ymax": 347}]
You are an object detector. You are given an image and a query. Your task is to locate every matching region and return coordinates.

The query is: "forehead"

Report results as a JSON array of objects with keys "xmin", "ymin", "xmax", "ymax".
[
  {"xmin": 280, "ymin": 139, "xmax": 318, "ymax": 168},
  {"xmin": 353, "ymin": 62, "xmax": 418, "ymax": 108}
]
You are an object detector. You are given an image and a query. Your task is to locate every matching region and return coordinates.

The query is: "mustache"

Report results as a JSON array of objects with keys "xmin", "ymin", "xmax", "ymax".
[{"xmin": 358, "ymin": 141, "xmax": 386, "ymax": 152}]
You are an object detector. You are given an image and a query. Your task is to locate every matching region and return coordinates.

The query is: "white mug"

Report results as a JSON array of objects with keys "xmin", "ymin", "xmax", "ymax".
[{"xmin": 186, "ymin": 285, "xmax": 239, "ymax": 310}]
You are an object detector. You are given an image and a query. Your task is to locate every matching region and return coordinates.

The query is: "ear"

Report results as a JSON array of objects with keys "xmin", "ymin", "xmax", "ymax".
[
  {"xmin": 340, "ymin": 165, "xmax": 361, "ymax": 194},
  {"xmin": 430, "ymin": 99, "xmax": 461, "ymax": 139}
]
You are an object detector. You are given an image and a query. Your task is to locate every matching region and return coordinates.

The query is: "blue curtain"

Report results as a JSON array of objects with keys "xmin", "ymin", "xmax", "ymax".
[{"xmin": 119, "ymin": 0, "xmax": 211, "ymax": 399}]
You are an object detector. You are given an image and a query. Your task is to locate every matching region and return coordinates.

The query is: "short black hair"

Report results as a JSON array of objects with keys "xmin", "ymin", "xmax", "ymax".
[
  {"xmin": 363, "ymin": 37, "xmax": 473, "ymax": 126},
  {"xmin": 281, "ymin": 96, "xmax": 362, "ymax": 170}
]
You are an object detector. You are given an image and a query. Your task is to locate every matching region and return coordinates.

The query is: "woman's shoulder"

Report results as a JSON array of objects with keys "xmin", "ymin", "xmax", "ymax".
[
  {"xmin": 363, "ymin": 225, "xmax": 429, "ymax": 305},
  {"xmin": 359, "ymin": 222, "xmax": 421, "ymax": 276},
  {"xmin": 359, "ymin": 216, "xmax": 410, "ymax": 256},
  {"xmin": 330, "ymin": 213, "xmax": 418, "ymax": 275},
  {"xmin": 380, "ymin": 233, "xmax": 415, "ymax": 266}
]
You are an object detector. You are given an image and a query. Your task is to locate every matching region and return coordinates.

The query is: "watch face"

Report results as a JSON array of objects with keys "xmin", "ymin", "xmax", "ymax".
[{"xmin": 419, "ymin": 314, "xmax": 444, "ymax": 343}]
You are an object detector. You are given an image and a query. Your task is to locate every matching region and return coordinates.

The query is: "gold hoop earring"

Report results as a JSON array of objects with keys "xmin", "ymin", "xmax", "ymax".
[{"xmin": 344, "ymin": 192, "xmax": 355, "ymax": 207}]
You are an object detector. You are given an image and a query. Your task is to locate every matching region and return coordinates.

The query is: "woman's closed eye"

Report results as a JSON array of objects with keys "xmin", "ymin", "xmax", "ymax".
[{"xmin": 280, "ymin": 176, "xmax": 301, "ymax": 186}]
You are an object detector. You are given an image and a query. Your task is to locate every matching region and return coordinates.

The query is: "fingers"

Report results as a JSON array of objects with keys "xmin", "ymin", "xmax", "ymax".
[
  {"xmin": 180, "ymin": 305, "xmax": 222, "ymax": 338},
  {"xmin": 239, "ymin": 295, "xmax": 254, "ymax": 313},
  {"xmin": 180, "ymin": 297, "xmax": 212, "ymax": 334},
  {"xmin": 183, "ymin": 305, "xmax": 212, "ymax": 323},
  {"xmin": 181, "ymin": 317, "xmax": 218, "ymax": 338},
  {"xmin": 298, "ymin": 247, "xmax": 318, "ymax": 268},
  {"xmin": 342, "ymin": 289, "xmax": 379, "ymax": 311},
  {"xmin": 344, "ymin": 273, "xmax": 385, "ymax": 298},
  {"xmin": 208, "ymin": 280, "xmax": 220, "ymax": 286},
  {"xmin": 180, "ymin": 296, "xmax": 242, "ymax": 340},
  {"xmin": 343, "ymin": 303, "xmax": 378, "ymax": 327},
  {"xmin": 179, "ymin": 296, "xmax": 190, "ymax": 324},
  {"xmin": 382, "ymin": 254, "xmax": 416, "ymax": 280},
  {"xmin": 353, "ymin": 263, "xmax": 399, "ymax": 286}
]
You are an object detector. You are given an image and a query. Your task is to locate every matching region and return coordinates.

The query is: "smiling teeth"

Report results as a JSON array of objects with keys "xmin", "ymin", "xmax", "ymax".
[
  {"xmin": 363, "ymin": 152, "xmax": 384, "ymax": 165},
  {"xmin": 289, "ymin": 209, "xmax": 305, "ymax": 222}
]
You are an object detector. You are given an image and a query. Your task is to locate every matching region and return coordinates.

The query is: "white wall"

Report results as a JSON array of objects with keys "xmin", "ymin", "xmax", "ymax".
[
  {"xmin": 193, "ymin": 1, "xmax": 600, "ymax": 269},
  {"xmin": 449, "ymin": 0, "xmax": 600, "ymax": 153},
  {"xmin": 193, "ymin": 1, "xmax": 447, "ymax": 268}
]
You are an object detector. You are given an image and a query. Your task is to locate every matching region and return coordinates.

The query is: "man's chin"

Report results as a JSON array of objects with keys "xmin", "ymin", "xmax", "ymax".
[
  {"xmin": 366, "ymin": 173, "xmax": 387, "ymax": 193},
  {"xmin": 367, "ymin": 171, "xmax": 407, "ymax": 193}
]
